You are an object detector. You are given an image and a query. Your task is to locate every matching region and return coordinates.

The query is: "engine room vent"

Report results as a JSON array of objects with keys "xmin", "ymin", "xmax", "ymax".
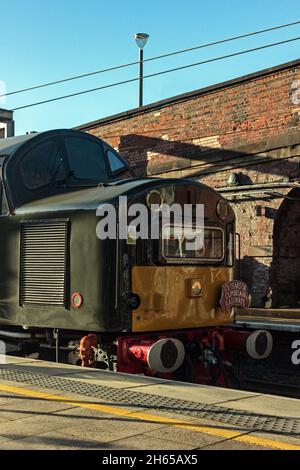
[{"xmin": 20, "ymin": 220, "xmax": 69, "ymax": 307}]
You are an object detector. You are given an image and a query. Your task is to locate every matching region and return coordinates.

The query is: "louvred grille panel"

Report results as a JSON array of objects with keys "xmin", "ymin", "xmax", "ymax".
[{"xmin": 20, "ymin": 221, "xmax": 69, "ymax": 307}]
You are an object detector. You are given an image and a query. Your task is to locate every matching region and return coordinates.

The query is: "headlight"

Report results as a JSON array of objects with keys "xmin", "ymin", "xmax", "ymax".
[
  {"xmin": 188, "ymin": 279, "xmax": 202, "ymax": 297},
  {"xmin": 146, "ymin": 190, "xmax": 163, "ymax": 210}
]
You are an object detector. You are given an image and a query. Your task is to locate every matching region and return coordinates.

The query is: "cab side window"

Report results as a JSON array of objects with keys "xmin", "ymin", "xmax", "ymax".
[
  {"xmin": 64, "ymin": 137, "xmax": 108, "ymax": 181},
  {"xmin": 107, "ymin": 150, "xmax": 127, "ymax": 175}
]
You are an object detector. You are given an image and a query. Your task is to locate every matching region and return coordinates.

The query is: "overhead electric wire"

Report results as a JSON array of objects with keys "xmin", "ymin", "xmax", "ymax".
[
  {"xmin": 11, "ymin": 35, "xmax": 300, "ymax": 111},
  {"xmin": 1, "ymin": 19, "xmax": 300, "ymax": 99}
]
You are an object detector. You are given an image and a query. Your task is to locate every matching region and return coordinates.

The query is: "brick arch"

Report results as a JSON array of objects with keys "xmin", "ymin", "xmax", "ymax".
[{"xmin": 271, "ymin": 189, "xmax": 300, "ymax": 307}]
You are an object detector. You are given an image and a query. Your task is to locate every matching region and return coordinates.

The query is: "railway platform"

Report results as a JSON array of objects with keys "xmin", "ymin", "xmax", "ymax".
[
  {"xmin": 236, "ymin": 307, "xmax": 300, "ymax": 332},
  {"xmin": 0, "ymin": 356, "xmax": 300, "ymax": 450}
]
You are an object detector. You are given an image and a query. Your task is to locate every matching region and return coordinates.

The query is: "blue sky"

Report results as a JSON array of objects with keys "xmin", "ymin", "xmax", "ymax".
[{"xmin": 1, "ymin": 0, "xmax": 300, "ymax": 135}]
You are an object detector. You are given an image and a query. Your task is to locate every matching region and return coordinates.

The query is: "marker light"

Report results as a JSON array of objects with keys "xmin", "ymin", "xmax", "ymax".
[{"xmin": 71, "ymin": 292, "xmax": 83, "ymax": 309}]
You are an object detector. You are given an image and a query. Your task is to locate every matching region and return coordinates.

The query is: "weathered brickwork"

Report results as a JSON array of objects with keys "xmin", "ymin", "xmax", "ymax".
[{"xmin": 78, "ymin": 60, "xmax": 300, "ymax": 307}]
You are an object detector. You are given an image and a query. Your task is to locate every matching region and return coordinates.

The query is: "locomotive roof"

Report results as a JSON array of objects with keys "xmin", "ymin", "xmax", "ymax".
[
  {"xmin": 0, "ymin": 129, "xmax": 222, "ymax": 215},
  {"xmin": 0, "ymin": 129, "xmax": 138, "ymax": 211},
  {"xmin": 0, "ymin": 129, "xmax": 110, "ymax": 158},
  {"xmin": 0, "ymin": 133, "xmax": 38, "ymax": 157}
]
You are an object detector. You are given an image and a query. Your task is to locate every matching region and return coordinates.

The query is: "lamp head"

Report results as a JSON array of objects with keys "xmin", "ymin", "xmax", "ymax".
[{"xmin": 134, "ymin": 33, "xmax": 149, "ymax": 49}]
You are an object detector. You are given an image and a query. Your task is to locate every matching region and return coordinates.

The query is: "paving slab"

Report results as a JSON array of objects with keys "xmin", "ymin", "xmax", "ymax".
[
  {"xmin": 248, "ymin": 431, "xmax": 300, "ymax": 447},
  {"xmin": 54, "ymin": 370, "xmax": 167, "ymax": 389},
  {"xmin": 0, "ymin": 431, "xmax": 108, "ymax": 450},
  {"xmin": 201, "ymin": 439, "xmax": 270, "ymax": 450},
  {"xmin": 215, "ymin": 394, "xmax": 300, "ymax": 418},
  {"xmin": 51, "ymin": 411, "xmax": 167, "ymax": 444},
  {"xmin": 117, "ymin": 380, "xmax": 259, "ymax": 405},
  {"xmin": 97, "ymin": 434, "xmax": 196, "ymax": 450},
  {"xmin": 0, "ymin": 360, "xmax": 101, "ymax": 376},
  {"xmin": 136, "ymin": 425, "xmax": 231, "ymax": 448},
  {"xmin": 0, "ymin": 356, "xmax": 39, "ymax": 366}
]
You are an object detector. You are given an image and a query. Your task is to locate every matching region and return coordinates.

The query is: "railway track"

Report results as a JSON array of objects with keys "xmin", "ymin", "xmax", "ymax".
[
  {"xmin": 238, "ymin": 329, "xmax": 300, "ymax": 398},
  {"xmin": 244, "ymin": 379, "xmax": 300, "ymax": 398}
]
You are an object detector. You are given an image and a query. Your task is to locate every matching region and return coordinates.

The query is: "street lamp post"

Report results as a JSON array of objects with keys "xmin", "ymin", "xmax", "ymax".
[{"xmin": 134, "ymin": 33, "xmax": 149, "ymax": 107}]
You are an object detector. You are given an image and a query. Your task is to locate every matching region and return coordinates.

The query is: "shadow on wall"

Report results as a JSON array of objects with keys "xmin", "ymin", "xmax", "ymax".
[
  {"xmin": 239, "ymin": 256, "xmax": 271, "ymax": 308},
  {"xmin": 118, "ymin": 134, "xmax": 300, "ymax": 180},
  {"xmin": 271, "ymin": 188, "xmax": 300, "ymax": 308},
  {"xmin": 117, "ymin": 133, "xmax": 300, "ymax": 308}
]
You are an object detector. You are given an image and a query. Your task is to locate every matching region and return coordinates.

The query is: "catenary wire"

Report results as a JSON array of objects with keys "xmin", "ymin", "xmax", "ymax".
[
  {"xmin": 1, "ymin": 19, "xmax": 300, "ymax": 98},
  {"xmin": 11, "ymin": 35, "xmax": 300, "ymax": 111}
]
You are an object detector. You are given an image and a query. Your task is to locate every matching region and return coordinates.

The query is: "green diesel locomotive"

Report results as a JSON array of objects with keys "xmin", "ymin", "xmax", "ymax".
[{"xmin": 0, "ymin": 129, "xmax": 272, "ymax": 384}]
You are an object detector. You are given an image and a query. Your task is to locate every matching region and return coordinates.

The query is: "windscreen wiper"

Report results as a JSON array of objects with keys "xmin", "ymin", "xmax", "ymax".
[
  {"xmin": 54, "ymin": 170, "xmax": 75, "ymax": 186},
  {"xmin": 54, "ymin": 171, "xmax": 102, "ymax": 189}
]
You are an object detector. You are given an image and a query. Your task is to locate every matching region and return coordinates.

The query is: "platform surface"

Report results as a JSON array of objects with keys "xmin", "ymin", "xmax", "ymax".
[
  {"xmin": 236, "ymin": 307, "xmax": 300, "ymax": 331},
  {"xmin": 0, "ymin": 356, "xmax": 300, "ymax": 450}
]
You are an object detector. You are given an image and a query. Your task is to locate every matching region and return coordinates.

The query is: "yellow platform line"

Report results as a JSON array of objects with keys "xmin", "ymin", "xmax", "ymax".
[{"xmin": 0, "ymin": 382, "xmax": 299, "ymax": 450}]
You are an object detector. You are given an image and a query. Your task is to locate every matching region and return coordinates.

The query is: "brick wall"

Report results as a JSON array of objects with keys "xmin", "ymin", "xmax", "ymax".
[{"xmin": 78, "ymin": 60, "xmax": 300, "ymax": 307}]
